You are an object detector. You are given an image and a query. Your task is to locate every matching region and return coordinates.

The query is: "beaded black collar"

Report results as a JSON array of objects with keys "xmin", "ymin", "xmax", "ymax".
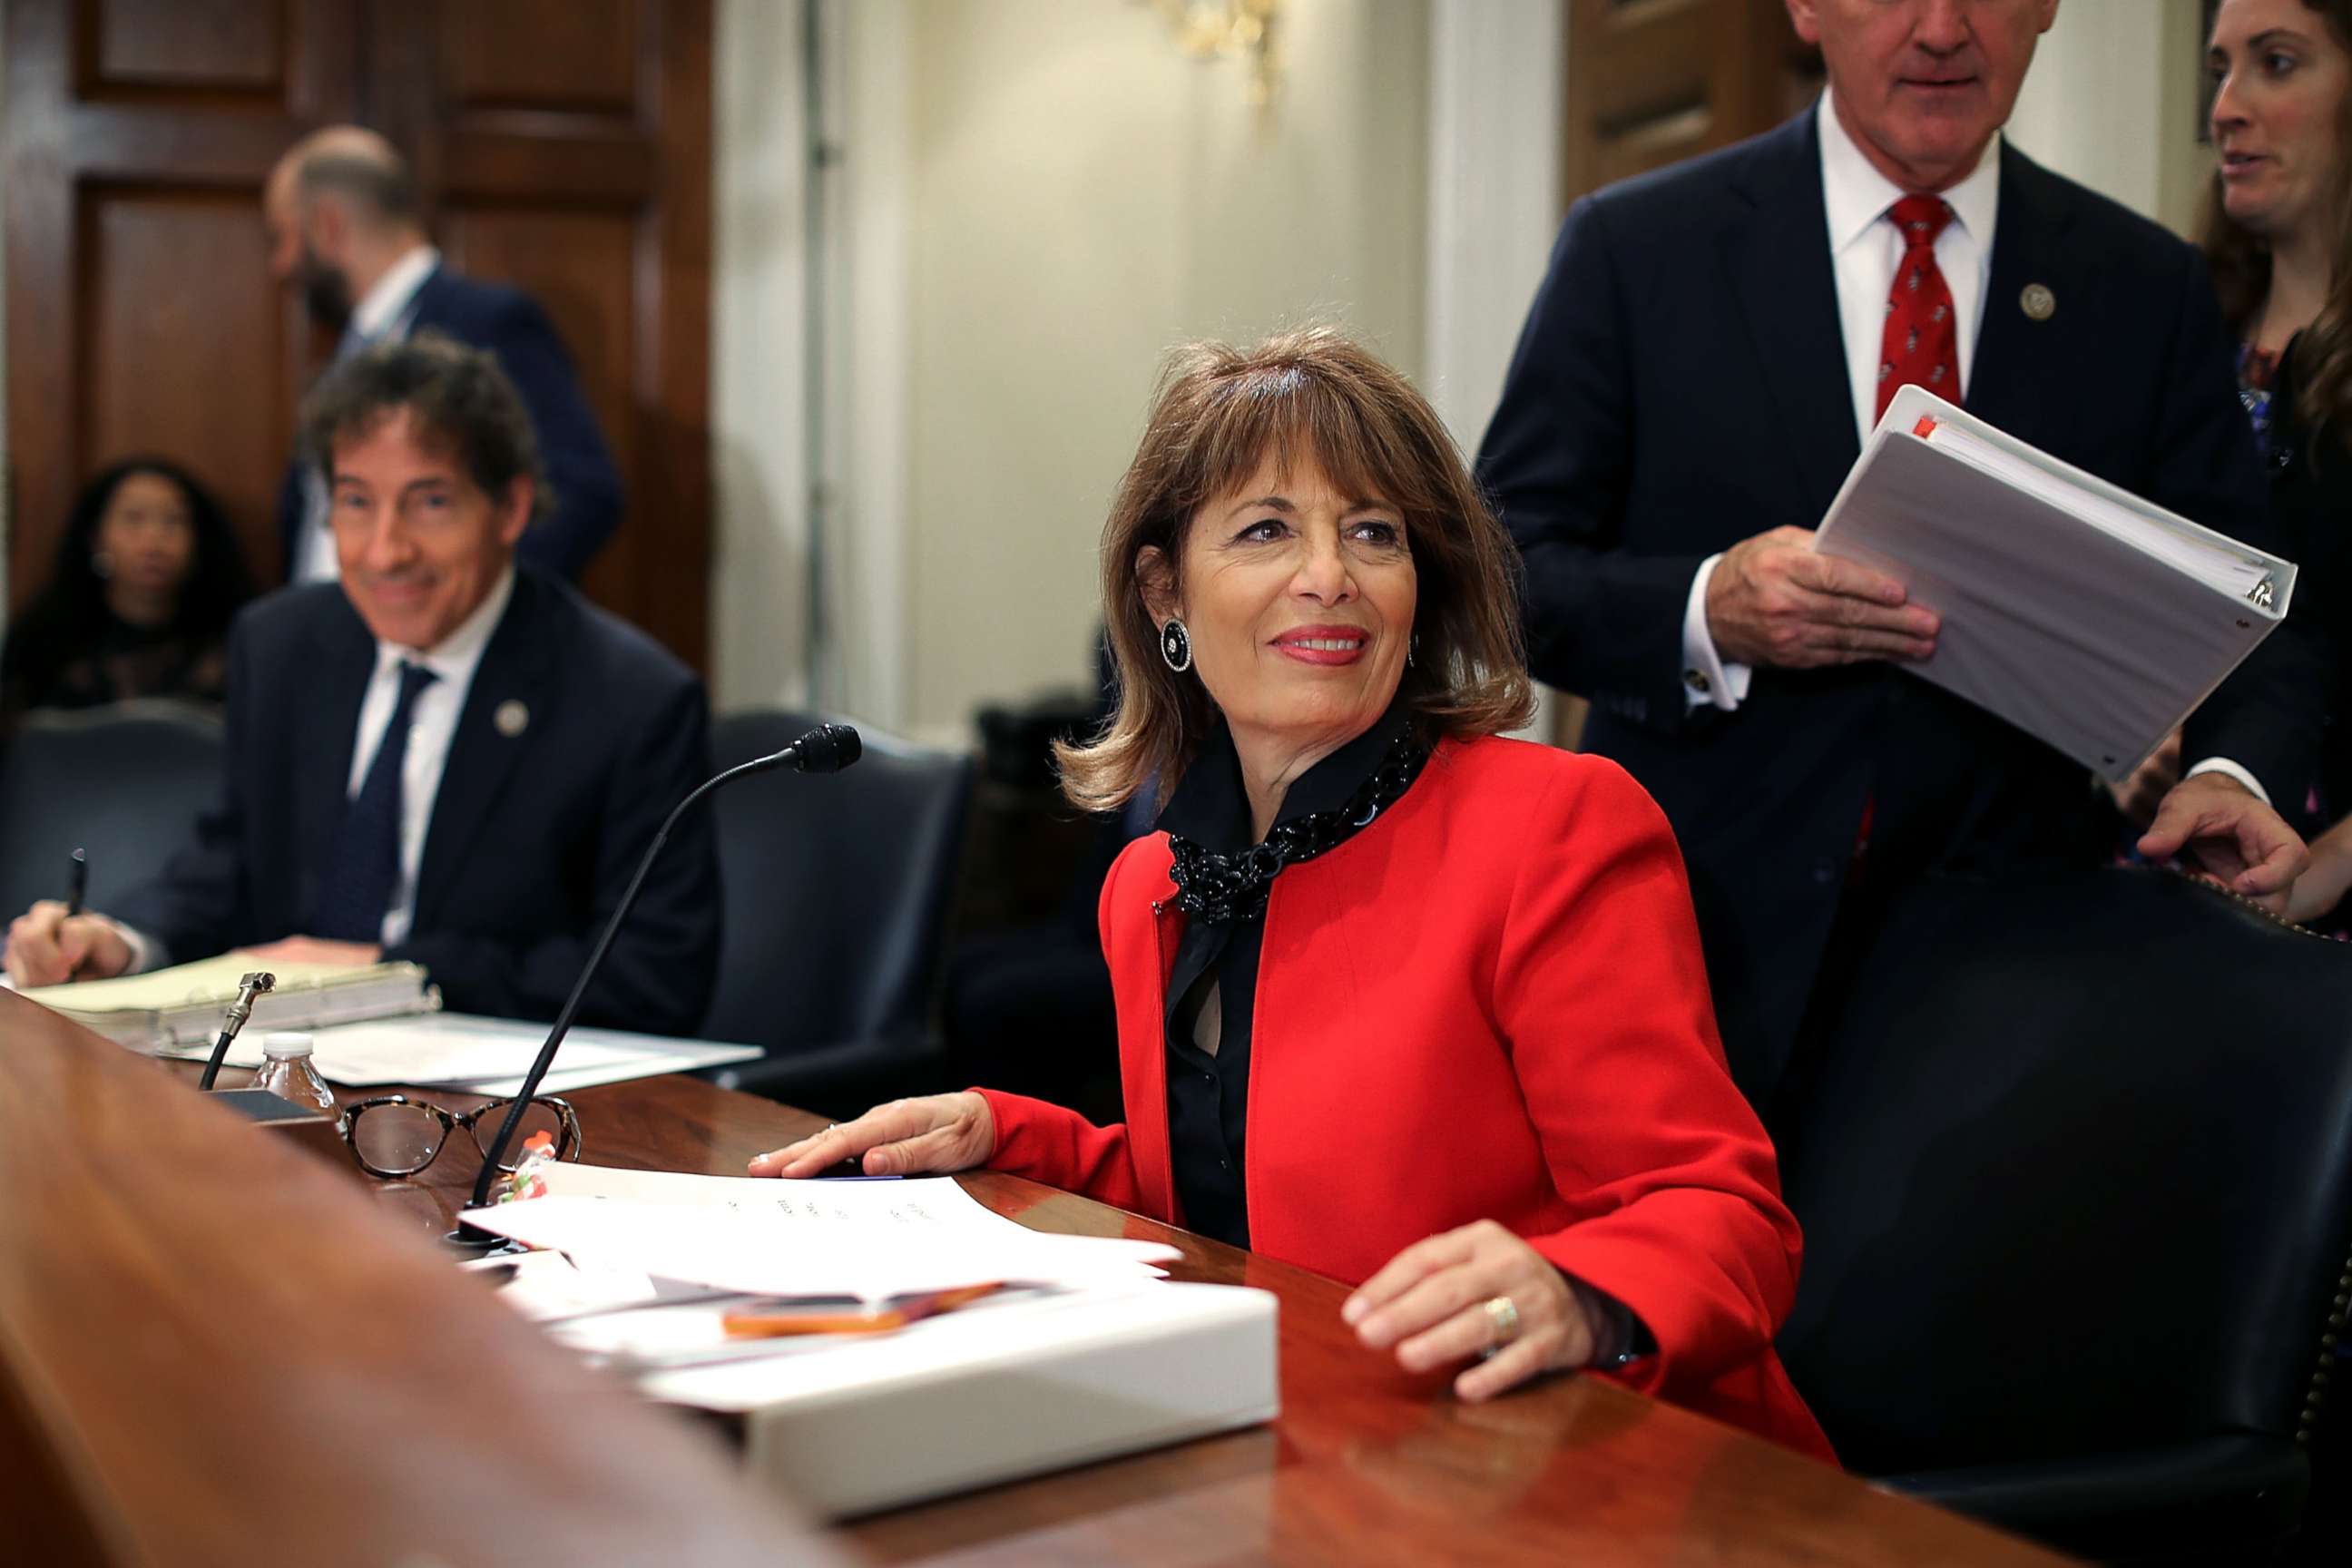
[{"xmin": 1163, "ymin": 728, "xmax": 1431, "ymax": 925}]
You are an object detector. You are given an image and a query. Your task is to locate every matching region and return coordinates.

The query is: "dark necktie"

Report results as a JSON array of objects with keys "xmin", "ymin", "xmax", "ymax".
[
  {"xmin": 1877, "ymin": 194, "xmax": 1960, "ymax": 420},
  {"xmin": 314, "ymin": 661, "xmax": 439, "ymax": 943}
]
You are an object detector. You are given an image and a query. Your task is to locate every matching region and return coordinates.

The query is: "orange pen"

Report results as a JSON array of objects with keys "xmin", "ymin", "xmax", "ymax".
[{"xmin": 720, "ymin": 1281, "xmax": 1005, "ymax": 1338}]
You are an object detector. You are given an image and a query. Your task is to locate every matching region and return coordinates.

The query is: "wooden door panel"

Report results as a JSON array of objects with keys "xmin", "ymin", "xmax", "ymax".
[
  {"xmin": 7, "ymin": 0, "xmax": 351, "ymax": 591},
  {"xmin": 437, "ymin": 205, "xmax": 642, "ymax": 514},
  {"xmin": 85, "ymin": 0, "xmax": 286, "ymax": 93},
  {"xmin": 440, "ymin": 0, "xmax": 639, "ymax": 113},
  {"xmin": 1563, "ymin": 0, "xmax": 1821, "ymax": 206},
  {"xmin": 1593, "ymin": 106, "xmax": 1720, "ymax": 188},
  {"xmin": 9, "ymin": 0, "xmax": 712, "ymax": 668},
  {"xmin": 405, "ymin": 0, "xmax": 713, "ymax": 667},
  {"xmin": 83, "ymin": 189, "xmax": 289, "ymax": 533}
]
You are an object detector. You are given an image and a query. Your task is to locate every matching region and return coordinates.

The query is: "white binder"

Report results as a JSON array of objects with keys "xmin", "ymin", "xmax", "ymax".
[{"xmin": 1812, "ymin": 385, "xmax": 2295, "ymax": 781}]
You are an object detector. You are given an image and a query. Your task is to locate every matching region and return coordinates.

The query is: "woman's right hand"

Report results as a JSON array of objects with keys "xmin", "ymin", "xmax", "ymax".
[{"xmin": 745, "ymin": 1093, "xmax": 995, "ymax": 1179}]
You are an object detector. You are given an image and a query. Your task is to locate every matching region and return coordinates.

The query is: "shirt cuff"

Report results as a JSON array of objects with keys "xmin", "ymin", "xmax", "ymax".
[
  {"xmin": 112, "ymin": 920, "xmax": 164, "ymax": 976},
  {"xmin": 1681, "ymin": 554, "xmax": 1752, "ymax": 712},
  {"xmin": 2185, "ymin": 757, "xmax": 2271, "ymax": 808}
]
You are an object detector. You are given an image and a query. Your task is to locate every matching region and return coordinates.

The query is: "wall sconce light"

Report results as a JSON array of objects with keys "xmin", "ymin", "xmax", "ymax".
[{"xmin": 1148, "ymin": 0, "xmax": 1281, "ymax": 107}]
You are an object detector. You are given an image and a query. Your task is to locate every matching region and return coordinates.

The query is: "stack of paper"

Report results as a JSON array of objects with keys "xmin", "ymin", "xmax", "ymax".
[
  {"xmin": 24, "ymin": 954, "xmax": 437, "ymax": 1051},
  {"xmin": 467, "ymin": 1166, "xmax": 1178, "ymax": 1298},
  {"xmin": 163, "ymin": 1012, "xmax": 760, "ymax": 1093},
  {"xmin": 1814, "ymin": 385, "xmax": 2297, "ymax": 781},
  {"xmin": 467, "ymin": 1165, "xmax": 1279, "ymax": 1516}
]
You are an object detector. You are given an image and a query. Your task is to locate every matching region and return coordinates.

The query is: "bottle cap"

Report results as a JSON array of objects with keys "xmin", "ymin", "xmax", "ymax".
[{"xmin": 260, "ymin": 1032, "xmax": 315, "ymax": 1060}]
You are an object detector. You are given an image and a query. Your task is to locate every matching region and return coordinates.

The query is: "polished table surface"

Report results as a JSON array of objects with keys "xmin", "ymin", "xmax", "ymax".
[
  {"xmin": 234, "ymin": 1063, "xmax": 2072, "ymax": 1567},
  {"xmin": 0, "ymin": 990, "xmax": 824, "ymax": 1568}
]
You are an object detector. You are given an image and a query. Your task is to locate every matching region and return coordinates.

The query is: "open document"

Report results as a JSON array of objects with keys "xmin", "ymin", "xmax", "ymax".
[{"xmin": 1813, "ymin": 385, "xmax": 2296, "ymax": 781}]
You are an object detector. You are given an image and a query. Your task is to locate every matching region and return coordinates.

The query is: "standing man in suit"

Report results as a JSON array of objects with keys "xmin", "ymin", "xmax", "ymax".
[
  {"xmin": 1477, "ymin": 0, "xmax": 2309, "ymax": 1114},
  {"xmin": 263, "ymin": 126, "xmax": 621, "ymax": 583},
  {"xmin": 5, "ymin": 337, "xmax": 717, "ymax": 1034}
]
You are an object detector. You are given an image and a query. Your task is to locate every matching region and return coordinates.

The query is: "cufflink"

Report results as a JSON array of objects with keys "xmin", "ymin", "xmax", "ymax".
[{"xmin": 1683, "ymin": 669, "xmax": 1712, "ymax": 695}]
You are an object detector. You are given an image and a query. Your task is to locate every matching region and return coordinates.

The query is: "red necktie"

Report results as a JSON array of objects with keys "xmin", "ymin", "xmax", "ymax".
[
  {"xmin": 1877, "ymin": 195, "xmax": 1959, "ymax": 420},
  {"xmin": 1852, "ymin": 197, "xmax": 1958, "ymax": 880}
]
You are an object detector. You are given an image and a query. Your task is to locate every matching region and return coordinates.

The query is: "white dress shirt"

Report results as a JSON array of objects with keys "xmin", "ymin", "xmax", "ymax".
[
  {"xmin": 1681, "ymin": 92, "xmax": 1998, "ymax": 714},
  {"xmin": 345, "ymin": 565, "xmax": 514, "ymax": 948},
  {"xmin": 290, "ymin": 245, "xmax": 444, "ymax": 584}
]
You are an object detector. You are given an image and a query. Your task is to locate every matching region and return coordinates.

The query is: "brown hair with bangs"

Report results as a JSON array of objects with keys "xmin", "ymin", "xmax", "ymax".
[{"xmin": 1055, "ymin": 327, "xmax": 1534, "ymax": 813}]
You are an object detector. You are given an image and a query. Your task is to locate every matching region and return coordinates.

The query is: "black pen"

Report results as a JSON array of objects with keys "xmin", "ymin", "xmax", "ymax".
[{"xmin": 66, "ymin": 848, "xmax": 86, "ymax": 917}]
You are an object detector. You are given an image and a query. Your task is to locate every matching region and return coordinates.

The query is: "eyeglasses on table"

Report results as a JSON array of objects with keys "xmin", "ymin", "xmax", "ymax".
[{"xmin": 336, "ymin": 1093, "xmax": 583, "ymax": 1181}]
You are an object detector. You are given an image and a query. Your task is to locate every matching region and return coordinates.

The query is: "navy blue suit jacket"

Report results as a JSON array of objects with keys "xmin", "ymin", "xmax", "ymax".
[
  {"xmin": 1477, "ymin": 109, "xmax": 2282, "ymax": 1102},
  {"xmin": 279, "ymin": 266, "xmax": 622, "ymax": 582},
  {"xmin": 111, "ymin": 569, "xmax": 720, "ymax": 1034}
]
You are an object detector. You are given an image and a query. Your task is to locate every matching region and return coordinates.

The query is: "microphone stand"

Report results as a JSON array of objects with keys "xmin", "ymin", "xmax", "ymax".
[
  {"xmin": 446, "ymin": 725, "xmax": 859, "ymax": 1252},
  {"xmin": 197, "ymin": 972, "xmax": 276, "ymax": 1091}
]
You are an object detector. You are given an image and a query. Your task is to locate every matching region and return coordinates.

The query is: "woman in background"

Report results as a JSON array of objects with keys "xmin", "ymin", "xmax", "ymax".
[
  {"xmin": 1, "ymin": 457, "xmax": 253, "ymax": 720},
  {"xmin": 2204, "ymin": 0, "xmax": 2352, "ymax": 925},
  {"xmin": 748, "ymin": 328, "xmax": 1830, "ymax": 1458}
]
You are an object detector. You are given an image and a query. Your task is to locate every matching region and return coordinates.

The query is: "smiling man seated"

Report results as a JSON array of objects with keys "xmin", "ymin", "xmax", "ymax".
[{"xmin": 4, "ymin": 334, "xmax": 719, "ymax": 1034}]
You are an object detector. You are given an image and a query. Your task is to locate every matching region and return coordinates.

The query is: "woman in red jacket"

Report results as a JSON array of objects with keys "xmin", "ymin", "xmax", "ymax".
[{"xmin": 751, "ymin": 329, "xmax": 1830, "ymax": 1459}]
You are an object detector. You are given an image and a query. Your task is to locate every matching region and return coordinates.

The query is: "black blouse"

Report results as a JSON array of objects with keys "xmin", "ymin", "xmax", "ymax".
[{"xmin": 1153, "ymin": 708, "xmax": 1415, "ymax": 1249}]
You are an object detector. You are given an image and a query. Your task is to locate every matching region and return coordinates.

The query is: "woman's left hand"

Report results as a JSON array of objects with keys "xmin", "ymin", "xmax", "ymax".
[{"xmin": 1341, "ymin": 1219, "xmax": 1594, "ymax": 1402}]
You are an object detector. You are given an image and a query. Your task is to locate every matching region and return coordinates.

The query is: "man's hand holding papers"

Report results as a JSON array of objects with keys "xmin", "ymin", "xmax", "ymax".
[{"xmin": 1707, "ymin": 525, "xmax": 1941, "ymax": 669}]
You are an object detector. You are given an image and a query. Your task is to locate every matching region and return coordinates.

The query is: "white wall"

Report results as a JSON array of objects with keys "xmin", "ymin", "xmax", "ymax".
[
  {"xmin": 705, "ymin": 0, "xmax": 1435, "ymax": 740},
  {"xmin": 887, "ymin": 0, "xmax": 1429, "ymax": 743},
  {"xmin": 707, "ymin": 0, "xmax": 811, "ymax": 712},
  {"xmin": 1424, "ymin": 0, "xmax": 1563, "ymax": 740},
  {"xmin": 1423, "ymin": 0, "xmax": 1560, "ymax": 455},
  {"xmin": 2005, "ymin": 0, "xmax": 2212, "ymax": 236}
]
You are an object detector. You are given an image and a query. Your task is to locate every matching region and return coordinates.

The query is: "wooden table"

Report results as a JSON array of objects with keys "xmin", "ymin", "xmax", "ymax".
[
  {"xmin": 299, "ymin": 1068, "xmax": 2069, "ymax": 1566},
  {"xmin": 0, "ymin": 990, "xmax": 827, "ymax": 1568}
]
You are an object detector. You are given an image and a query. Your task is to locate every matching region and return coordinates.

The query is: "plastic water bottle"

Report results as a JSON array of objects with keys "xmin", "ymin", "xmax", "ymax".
[{"xmin": 250, "ymin": 1032, "xmax": 334, "ymax": 1112}]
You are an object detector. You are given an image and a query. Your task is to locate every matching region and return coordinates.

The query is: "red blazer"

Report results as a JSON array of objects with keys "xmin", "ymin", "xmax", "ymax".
[{"xmin": 978, "ymin": 735, "xmax": 1832, "ymax": 1460}]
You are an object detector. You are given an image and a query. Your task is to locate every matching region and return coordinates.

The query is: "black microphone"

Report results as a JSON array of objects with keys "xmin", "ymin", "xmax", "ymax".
[{"xmin": 447, "ymin": 721, "xmax": 862, "ymax": 1249}]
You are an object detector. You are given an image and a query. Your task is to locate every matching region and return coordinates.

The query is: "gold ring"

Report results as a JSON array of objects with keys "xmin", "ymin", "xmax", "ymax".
[{"xmin": 1481, "ymin": 1294, "xmax": 1521, "ymax": 1348}]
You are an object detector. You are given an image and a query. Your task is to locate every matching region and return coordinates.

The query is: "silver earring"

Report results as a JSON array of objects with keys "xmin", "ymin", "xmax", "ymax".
[
  {"xmin": 1407, "ymin": 633, "xmax": 1418, "ymax": 670},
  {"xmin": 1160, "ymin": 617, "xmax": 1193, "ymax": 672}
]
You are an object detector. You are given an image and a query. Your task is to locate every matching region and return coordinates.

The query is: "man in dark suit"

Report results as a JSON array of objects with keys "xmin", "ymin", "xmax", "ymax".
[
  {"xmin": 263, "ymin": 126, "xmax": 620, "ymax": 583},
  {"xmin": 1477, "ymin": 0, "xmax": 2308, "ymax": 1112},
  {"xmin": 5, "ymin": 338, "xmax": 717, "ymax": 1034}
]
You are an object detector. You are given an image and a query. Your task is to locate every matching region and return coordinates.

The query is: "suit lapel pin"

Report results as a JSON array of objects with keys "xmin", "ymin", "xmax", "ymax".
[
  {"xmin": 495, "ymin": 700, "xmax": 530, "ymax": 739},
  {"xmin": 2020, "ymin": 283, "xmax": 2056, "ymax": 321}
]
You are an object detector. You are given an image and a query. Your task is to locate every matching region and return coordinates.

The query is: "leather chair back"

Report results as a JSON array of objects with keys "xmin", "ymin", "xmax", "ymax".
[
  {"xmin": 1775, "ymin": 867, "xmax": 2352, "ymax": 1556},
  {"xmin": 699, "ymin": 709, "xmax": 974, "ymax": 1053},
  {"xmin": 0, "ymin": 701, "xmax": 225, "ymax": 923}
]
